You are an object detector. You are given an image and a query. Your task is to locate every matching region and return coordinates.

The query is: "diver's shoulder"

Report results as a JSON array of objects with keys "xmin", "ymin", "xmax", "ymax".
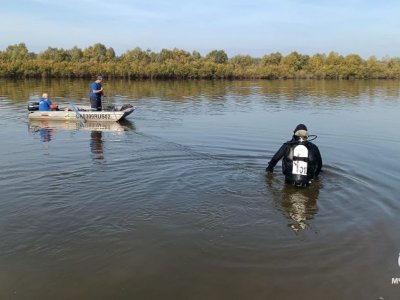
[{"xmin": 307, "ymin": 141, "xmax": 320, "ymax": 149}]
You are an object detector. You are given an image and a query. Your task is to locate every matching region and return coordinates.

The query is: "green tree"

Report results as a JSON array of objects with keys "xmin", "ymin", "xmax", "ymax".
[
  {"xmin": 192, "ymin": 50, "xmax": 202, "ymax": 60},
  {"xmin": 307, "ymin": 53, "xmax": 326, "ymax": 78},
  {"xmin": 343, "ymin": 54, "xmax": 364, "ymax": 78},
  {"xmin": 261, "ymin": 52, "xmax": 282, "ymax": 66},
  {"xmin": 38, "ymin": 47, "xmax": 71, "ymax": 62},
  {"xmin": 2, "ymin": 43, "xmax": 32, "ymax": 61},
  {"xmin": 83, "ymin": 43, "xmax": 109, "ymax": 62},
  {"xmin": 230, "ymin": 55, "xmax": 255, "ymax": 67},
  {"xmin": 205, "ymin": 50, "xmax": 228, "ymax": 64},
  {"xmin": 121, "ymin": 47, "xmax": 150, "ymax": 63},
  {"xmin": 281, "ymin": 51, "xmax": 309, "ymax": 71},
  {"xmin": 67, "ymin": 46, "xmax": 83, "ymax": 62}
]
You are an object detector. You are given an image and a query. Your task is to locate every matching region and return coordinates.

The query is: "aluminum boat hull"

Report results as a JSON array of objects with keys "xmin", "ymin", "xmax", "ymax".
[{"xmin": 28, "ymin": 105, "xmax": 135, "ymax": 122}]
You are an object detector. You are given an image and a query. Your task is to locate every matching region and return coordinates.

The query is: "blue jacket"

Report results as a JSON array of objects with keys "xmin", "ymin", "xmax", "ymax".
[
  {"xmin": 90, "ymin": 82, "xmax": 102, "ymax": 99},
  {"xmin": 39, "ymin": 98, "xmax": 52, "ymax": 111}
]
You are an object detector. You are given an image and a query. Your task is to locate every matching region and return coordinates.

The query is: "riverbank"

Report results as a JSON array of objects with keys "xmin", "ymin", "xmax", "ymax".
[{"xmin": 1, "ymin": 43, "xmax": 400, "ymax": 80}]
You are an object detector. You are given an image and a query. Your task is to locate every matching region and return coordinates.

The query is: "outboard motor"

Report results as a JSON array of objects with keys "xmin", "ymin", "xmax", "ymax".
[
  {"xmin": 120, "ymin": 104, "xmax": 133, "ymax": 111},
  {"xmin": 28, "ymin": 101, "xmax": 39, "ymax": 111}
]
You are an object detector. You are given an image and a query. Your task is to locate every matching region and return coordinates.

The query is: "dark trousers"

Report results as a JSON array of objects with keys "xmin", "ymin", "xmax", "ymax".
[{"xmin": 90, "ymin": 96, "xmax": 102, "ymax": 111}]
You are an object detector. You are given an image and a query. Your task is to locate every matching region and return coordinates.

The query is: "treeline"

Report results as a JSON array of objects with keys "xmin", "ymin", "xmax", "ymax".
[{"xmin": 1, "ymin": 42, "xmax": 400, "ymax": 79}]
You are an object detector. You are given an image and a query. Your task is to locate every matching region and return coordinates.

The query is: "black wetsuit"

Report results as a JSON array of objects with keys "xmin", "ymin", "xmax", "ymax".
[{"xmin": 266, "ymin": 136, "xmax": 322, "ymax": 186}]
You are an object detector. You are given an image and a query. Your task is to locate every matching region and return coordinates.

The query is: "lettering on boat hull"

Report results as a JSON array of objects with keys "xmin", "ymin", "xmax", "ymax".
[{"xmin": 82, "ymin": 113, "xmax": 113, "ymax": 120}]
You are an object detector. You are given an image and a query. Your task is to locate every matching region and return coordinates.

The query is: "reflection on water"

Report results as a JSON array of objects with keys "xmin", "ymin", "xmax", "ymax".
[
  {"xmin": 38, "ymin": 127, "xmax": 56, "ymax": 143},
  {"xmin": 90, "ymin": 131, "xmax": 104, "ymax": 160},
  {"xmin": 29, "ymin": 120, "xmax": 57, "ymax": 150},
  {"xmin": 2, "ymin": 79, "xmax": 400, "ymax": 110},
  {"xmin": 280, "ymin": 183, "xmax": 320, "ymax": 232},
  {"xmin": 266, "ymin": 174, "xmax": 320, "ymax": 233},
  {"xmin": 28, "ymin": 119, "xmax": 135, "ymax": 133},
  {"xmin": 28, "ymin": 119, "xmax": 135, "ymax": 160}
]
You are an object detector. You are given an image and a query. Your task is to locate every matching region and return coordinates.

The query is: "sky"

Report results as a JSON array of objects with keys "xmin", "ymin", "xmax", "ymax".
[{"xmin": 1, "ymin": 0, "xmax": 399, "ymax": 58}]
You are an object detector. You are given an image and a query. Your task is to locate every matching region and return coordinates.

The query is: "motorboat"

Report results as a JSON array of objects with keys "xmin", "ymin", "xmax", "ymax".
[{"xmin": 28, "ymin": 102, "xmax": 135, "ymax": 122}]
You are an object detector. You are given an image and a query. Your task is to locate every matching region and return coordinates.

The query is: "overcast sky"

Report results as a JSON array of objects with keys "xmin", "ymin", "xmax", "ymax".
[{"xmin": 1, "ymin": 0, "xmax": 399, "ymax": 58}]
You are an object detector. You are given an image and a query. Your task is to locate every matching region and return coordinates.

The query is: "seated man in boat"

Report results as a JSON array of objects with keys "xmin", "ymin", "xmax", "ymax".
[
  {"xmin": 39, "ymin": 93, "xmax": 58, "ymax": 111},
  {"xmin": 265, "ymin": 124, "xmax": 322, "ymax": 187}
]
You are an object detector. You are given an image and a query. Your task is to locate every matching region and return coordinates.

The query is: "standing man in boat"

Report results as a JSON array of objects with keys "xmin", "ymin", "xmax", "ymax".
[
  {"xmin": 90, "ymin": 76, "xmax": 104, "ymax": 111},
  {"xmin": 265, "ymin": 124, "xmax": 322, "ymax": 187}
]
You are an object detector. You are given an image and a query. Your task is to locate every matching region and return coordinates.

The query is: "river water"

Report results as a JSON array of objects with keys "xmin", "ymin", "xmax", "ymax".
[{"xmin": 0, "ymin": 79, "xmax": 399, "ymax": 299}]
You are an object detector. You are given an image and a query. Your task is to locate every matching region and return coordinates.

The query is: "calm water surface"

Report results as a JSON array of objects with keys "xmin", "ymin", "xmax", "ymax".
[{"xmin": 0, "ymin": 79, "xmax": 399, "ymax": 299}]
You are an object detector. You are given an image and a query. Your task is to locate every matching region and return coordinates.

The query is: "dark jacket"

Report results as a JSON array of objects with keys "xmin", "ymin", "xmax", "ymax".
[{"xmin": 266, "ymin": 136, "xmax": 322, "ymax": 186}]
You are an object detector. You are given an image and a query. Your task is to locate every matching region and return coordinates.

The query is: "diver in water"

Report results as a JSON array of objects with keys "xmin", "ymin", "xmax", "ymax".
[{"xmin": 266, "ymin": 124, "xmax": 322, "ymax": 187}]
